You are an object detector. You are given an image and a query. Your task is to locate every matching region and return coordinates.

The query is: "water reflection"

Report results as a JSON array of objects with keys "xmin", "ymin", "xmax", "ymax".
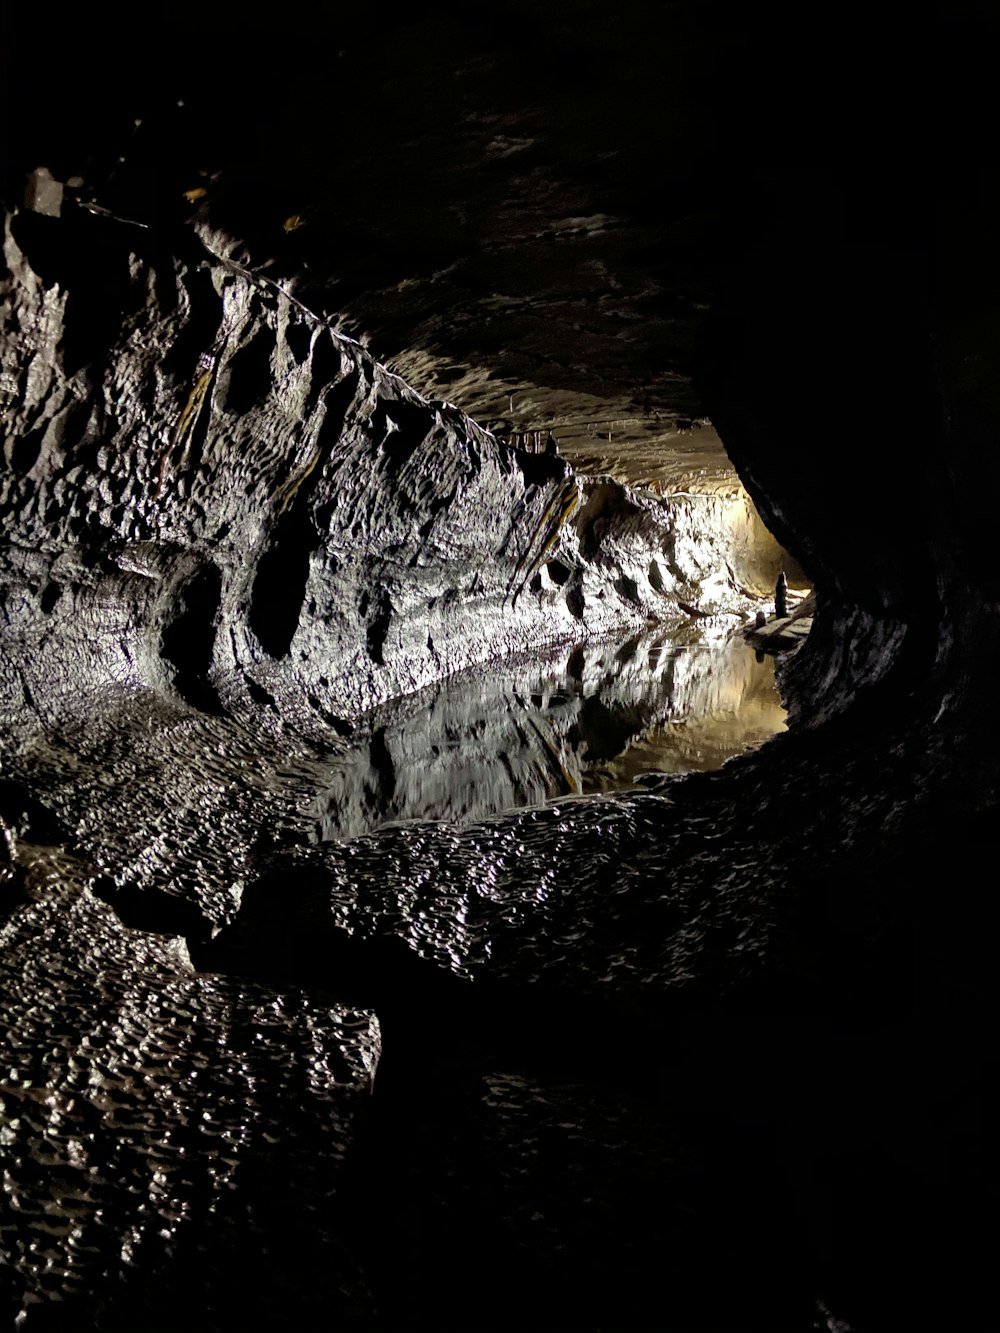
[{"xmin": 311, "ymin": 630, "xmax": 786, "ymax": 842}]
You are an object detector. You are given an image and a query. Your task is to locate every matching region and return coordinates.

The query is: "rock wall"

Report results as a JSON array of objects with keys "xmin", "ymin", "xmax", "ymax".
[
  {"xmin": 699, "ymin": 171, "xmax": 1000, "ymax": 623},
  {"xmin": 0, "ymin": 200, "xmax": 771, "ymax": 938}
]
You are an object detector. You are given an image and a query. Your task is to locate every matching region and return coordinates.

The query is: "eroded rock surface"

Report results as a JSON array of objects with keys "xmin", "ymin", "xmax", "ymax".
[{"xmin": 0, "ymin": 204, "xmax": 759, "ymax": 712}]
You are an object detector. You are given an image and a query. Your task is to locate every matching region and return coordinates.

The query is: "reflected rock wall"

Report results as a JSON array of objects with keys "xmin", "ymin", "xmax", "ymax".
[{"xmin": 310, "ymin": 630, "xmax": 785, "ymax": 841}]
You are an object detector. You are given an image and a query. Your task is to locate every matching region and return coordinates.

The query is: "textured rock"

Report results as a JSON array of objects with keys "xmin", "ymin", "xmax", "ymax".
[
  {"xmin": 0, "ymin": 816, "xmax": 379, "ymax": 1331},
  {"xmin": 0, "ymin": 205, "xmax": 758, "ymax": 725}
]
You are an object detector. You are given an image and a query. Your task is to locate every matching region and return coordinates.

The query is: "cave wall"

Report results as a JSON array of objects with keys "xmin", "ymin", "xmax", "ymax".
[
  {"xmin": 0, "ymin": 193, "xmax": 778, "ymax": 952},
  {"xmin": 2, "ymin": 204, "xmax": 763, "ymax": 760}
]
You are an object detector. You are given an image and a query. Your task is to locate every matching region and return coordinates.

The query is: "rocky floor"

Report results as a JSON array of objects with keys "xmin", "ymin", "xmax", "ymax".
[
  {"xmin": 743, "ymin": 591, "xmax": 816, "ymax": 654},
  {"xmin": 3, "ymin": 585, "xmax": 999, "ymax": 1332}
]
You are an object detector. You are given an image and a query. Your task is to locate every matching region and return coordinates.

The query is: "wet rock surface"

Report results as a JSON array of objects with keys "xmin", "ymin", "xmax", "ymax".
[
  {"xmin": 0, "ymin": 818, "xmax": 379, "ymax": 1331},
  {"xmin": 305, "ymin": 629, "xmax": 786, "ymax": 839},
  {"xmin": 743, "ymin": 591, "xmax": 815, "ymax": 655},
  {"xmin": 0, "ymin": 203, "xmax": 762, "ymax": 927}
]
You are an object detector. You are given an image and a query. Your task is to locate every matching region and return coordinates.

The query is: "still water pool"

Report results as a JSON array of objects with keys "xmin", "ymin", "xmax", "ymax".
[{"xmin": 311, "ymin": 627, "xmax": 787, "ymax": 843}]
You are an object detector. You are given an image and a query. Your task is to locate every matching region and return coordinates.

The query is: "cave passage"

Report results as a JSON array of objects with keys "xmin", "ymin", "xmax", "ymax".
[{"xmin": 7, "ymin": 5, "xmax": 1000, "ymax": 1324}]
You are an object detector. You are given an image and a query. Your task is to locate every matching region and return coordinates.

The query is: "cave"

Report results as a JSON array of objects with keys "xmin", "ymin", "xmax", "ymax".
[{"xmin": 2, "ymin": 6, "xmax": 999, "ymax": 1332}]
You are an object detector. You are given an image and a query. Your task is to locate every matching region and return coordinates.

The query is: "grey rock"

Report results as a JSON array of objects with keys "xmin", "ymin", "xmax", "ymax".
[{"xmin": 23, "ymin": 168, "xmax": 63, "ymax": 218}]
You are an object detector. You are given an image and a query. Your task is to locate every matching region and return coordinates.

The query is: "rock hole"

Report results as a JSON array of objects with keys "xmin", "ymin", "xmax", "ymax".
[
  {"xmin": 378, "ymin": 399, "xmax": 429, "ymax": 474},
  {"xmin": 249, "ymin": 528, "xmax": 310, "ymax": 660},
  {"xmin": 285, "ymin": 320, "xmax": 313, "ymax": 366},
  {"xmin": 577, "ymin": 508, "xmax": 610, "ymax": 560},
  {"xmin": 218, "ymin": 327, "xmax": 273, "ymax": 416},
  {"xmin": 249, "ymin": 403, "xmax": 344, "ymax": 659},
  {"xmin": 368, "ymin": 728, "xmax": 396, "ymax": 802},
  {"xmin": 157, "ymin": 264, "xmax": 224, "ymax": 384},
  {"xmin": 161, "ymin": 562, "xmax": 223, "ymax": 713},
  {"xmin": 616, "ymin": 636, "xmax": 640, "ymax": 665},
  {"xmin": 546, "ymin": 559, "xmax": 571, "ymax": 586},
  {"xmin": 246, "ymin": 679, "xmax": 278, "ymax": 711},
  {"xmin": 614, "ymin": 574, "xmax": 641, "ymax": 605},
  {"xmin": 9, "ymin": 427, "xmax": 45, "ymax": 476},
  {"xmin": 365, "ymin": 589, "xmax": 392, "ymax": 665},
  {"xmin": 648, "ymin": 559, "xmax": 665, "ymax": 593},
  {"xmin": 304, "ymin": 335, "xmax": 348, "ymax": 418}
]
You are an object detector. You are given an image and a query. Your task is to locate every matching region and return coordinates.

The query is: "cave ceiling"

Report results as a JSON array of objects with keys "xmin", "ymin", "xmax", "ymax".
[
  {"xmin": 11, "ymin": 3, "xmax": 996, "ymax": 493},
  {"xmin": 8, "ymin": 2, "xmax": 763, "ymax": 487}
]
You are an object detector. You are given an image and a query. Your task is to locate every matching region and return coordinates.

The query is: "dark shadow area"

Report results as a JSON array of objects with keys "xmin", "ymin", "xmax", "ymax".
[{"xmin": 161, "ymin": 562, "xmax": 223, "ymax": 713}]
